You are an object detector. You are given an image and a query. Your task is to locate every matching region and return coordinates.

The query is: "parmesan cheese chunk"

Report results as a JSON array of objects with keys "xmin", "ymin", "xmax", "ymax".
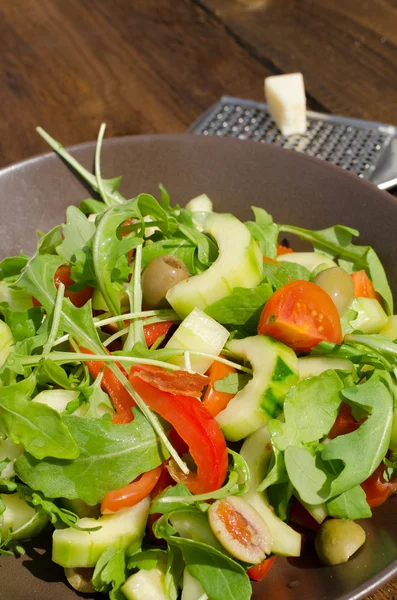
[{"xmin": 264, "ymin": 73, "xmax": 307, "ymax": 136}]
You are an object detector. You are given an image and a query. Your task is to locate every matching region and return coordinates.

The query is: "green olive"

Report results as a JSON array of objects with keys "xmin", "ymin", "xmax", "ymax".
[
  {"xmin": 65, "ymin": 567, "xmax": 95, "ymax": 593},
  {"xmin": 141, "ymin": 255, "xmax": 189, "ymax": 309},
  {"xmin": 315, "ymin": 519, "xmax": 366, "ymax": 566},
  {"xmin": 314, "ymin": 267, "xmax": 355, "ymax": 316}
]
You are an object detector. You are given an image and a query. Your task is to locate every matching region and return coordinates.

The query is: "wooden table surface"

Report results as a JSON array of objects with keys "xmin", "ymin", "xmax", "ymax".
[{"xmin": 0, "ymin": 1, "xmax": 397, "ymax": 599}]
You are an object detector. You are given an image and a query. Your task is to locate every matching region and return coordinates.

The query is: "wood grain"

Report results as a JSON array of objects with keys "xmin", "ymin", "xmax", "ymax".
[{"xmin": 0, "ymin": 1, "xmax": 396, "ymax": 598}]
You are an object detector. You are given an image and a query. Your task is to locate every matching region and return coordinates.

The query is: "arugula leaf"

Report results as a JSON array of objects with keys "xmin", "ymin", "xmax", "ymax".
[
  {"xmin": 92, "ymin": 547, "xmax": 128, "ymax": 600},
  {"xmin": 0, "ymin": 376, "xmax": 79, "ymax": 460},
  {"xmin": 15, "ymin": 409, "xmax": 168, "ymax": 505},
  {"xmin": 169, "ymin": 538, "xmax": 251, "ymax": 600},
  {"xmin": 326, "ymin": 486, "xmax": 372, "ymax": 520},
  {"xmin": 142, "ymin": 238, "xmax": 197, "ymax": 274},
  {"xmin": 0, "ymin": 255, "xmax": 29, "ymax": 282},
  {"xmin": 279, "ymin": 223, "xmax": 393, "ymax": 314},
  {"xmin": 166, "ymin": 544, "xmax": 184, "ymax": 600},
  {"xmin": 285, "ymin": 446, "xmax": 332, "ymax": 505},
  {"xmin": 245, "ymin": 206, "xmax": 278, "ymax": 258},
  {"xmin": 213, "ymin": 372, "xmax": 251, "ymax": 394},
  {"xmin": 3, "ymin": 306, "xmax": 43, "ymax": 342},
  {"xmin": 324, "ymin": 373, "xmax": 393, "ymax": 497},
  {"xmin": 0, "ymin": 282, "xmax": 33, "ymax": 312},
  {"xmin": 258, "ymin": 446, "xmax": 288, "ymax": 492},
  {"xmin": 36, "ymin": 359, "xmax": 80, "ymax": 390},
  {"xmin": 29, "ymin": 491, "xmax": 82, "ymax": 528},
  {"xmin": 127, "ymin": 549, "xmax": 168, "ymax": 570},
  {"xmin": 267, "ymin": 481, "xmax": 294, "ymax": 521},
  {"xmin": 268, "ymin": 371, "xmax": 343, "ymax": 451},
  {"xmin": 37, "ymin": 226, "xmax": 63, "ymax": 255},
  {"xmin": 205, "ymin": 283, "xmax": 272, "ymax": 331},
  {"xmin": 57, "ymin": 206, "xmax": 96, "ymax": 262},
  {"xmin": 92, "ymin": 198, "xmax": 142, "ymax": 316}
]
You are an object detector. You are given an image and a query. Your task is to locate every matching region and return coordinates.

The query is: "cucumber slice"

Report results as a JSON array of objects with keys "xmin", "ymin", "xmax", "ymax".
[
  {"xmin": 166, "ymin": 213, "xmax": 263, "ymax": 319},
  {"xmin": 52, "ymin": 497, "xmax": 150, "ymax": 568},
  {"xmin": 240, "ymin": 428, "xmax": 301, "ymax": 557},
  {"xmin": 181, "ymin": 568, "xmax": 206, "ymax": 600},
  {"xmin": 278, "ymin": 252, "xmax": 336, "ymax": 272},
  {"xmin": 0, "ymin": 320, "xmax": 14, "ymax": 368},
  {"xmin": 185, "ymin": 194, "xmax": 213, "ymax": 213},
  {"xmin": 122, "ymin": 562, "xmax": 167, "ymax": 600},
  {"xmin": 0, "ymin": 282, "xmax": 33, "ymax": 311},
  {"xmin": 216, "ymin": 335, "xmax": 299, "ymax": 441},
  {"xmin": 298, "ymin": 357, "xmax": 354, "ymax": 380},
  {"xmin": 33, "ymin": 389, "xmax": 81, "ymax": 414},
  {"xmin": 380, "ymin": 315, "xmax": 397, "ymax": 341},
  {"xmin": 0, "ymin": 437, "xmax": 23, "ymax": 479},
  {"xmin": 0, "ymin": 492, "xmax": 49, "ymax": 541},
  {"xmin": 165, "ymin": 308, "xmax": 229, "ymax": 373},
  {"xmin": 349, "ymin": 297, "xmax": 388, "ymax": 334}
]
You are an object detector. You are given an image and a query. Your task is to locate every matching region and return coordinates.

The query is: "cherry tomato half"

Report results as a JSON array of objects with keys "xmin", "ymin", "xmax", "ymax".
[
  {"xmin": 361, "ymin": 461, "xmax": 397, "ymax": 508},
  {"xmin": 258, "ymin": 280, "xmax": 343, "ymax": 353},
  {"xmin": 54, "ymin": 265, "xmax": 93, "ymax": 308}
]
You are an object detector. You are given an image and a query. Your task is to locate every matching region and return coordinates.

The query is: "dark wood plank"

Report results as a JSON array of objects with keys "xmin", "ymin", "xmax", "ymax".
[
  {"xmin": 0, "ymin": 0, "xmax": 272, "ymax": 166},
  {"xmin": 197, "ymin": 0, "xmax": 397, "ymax": 123}
]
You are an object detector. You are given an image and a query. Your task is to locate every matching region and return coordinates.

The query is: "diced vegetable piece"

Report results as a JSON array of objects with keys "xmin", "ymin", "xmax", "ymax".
[
  {"xmin": 208, "ymin": 495, "xmax": 272, "ymax": 563},
  {"xmin": 0, "ymin": 320, "xmax": 14, "ymax": 368},
  {"xmin": 240, "ymin": 427, "xmax": 301, "ymax": 557},
  {"xmin": 33, "ymin": 389, "xmax": 81, "ymax": 414},
  {"xmin": 298, "ymin": 357, "xmax": 354, "ymax": 380},
  {"xmin": 349, "ymin": 297, "xmax": 388, "ymax": 334},
  {"xmin": 181, "ymin": 568, "xmax": 206, "ymax": 600},
  {"xmin": 166, "ymin": 213, "xmax": 263, "ymax": 319},
  {"xmin": 380, "ymin": 315, "xmax": 397, "ymax": 341},
  {"xmin": 122, "ymin": 561, "xmax": 167, "ymax": 600},
  {"xmin": 165, "ymin": 308, "xmax": 229, "ymax": 374},
  {"xmin": 0, "ymin": 437, "xmax": 23, "ymax": 478},
  {"xmin": 278, "ymin": 252, "xmax": 336, "ymax": 272},
  {"xmin": 185, "ymin": 194, "xmax": 213, "ymax": 213},
  {"xmin": 216, "ymin": 335, "xmax": 298, "ymax": 441},
  {"xmin": 315, "ymin": 519, "xmax": 365, "ymax": 566},
  {"xmin": 0, "ymin": 491, "xmax": 49, "ymax": 541},
  {"xmin": 52, "ymin": 497, "xmax": 150, "ymax": 568}
]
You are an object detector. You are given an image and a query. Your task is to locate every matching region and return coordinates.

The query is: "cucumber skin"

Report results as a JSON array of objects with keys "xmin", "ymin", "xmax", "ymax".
[
  {"xmin": 166, "ymin": 213, "xmax": 263, "ymax": 319},
  {"xmin": 0, "ymin": 492, "xmax": 49, "ymax": 541},
  {"xmin": 216, "ymin": 335, "xmax": 299, "ymax": 441},
  {"xmin": 52, "ymin": 497, "xmax": 150, "ymax": 568}
]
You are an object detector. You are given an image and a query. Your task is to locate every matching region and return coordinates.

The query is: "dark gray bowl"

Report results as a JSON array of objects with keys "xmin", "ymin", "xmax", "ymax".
[{"xmin": 0, "ymin": 134, "xmax": 396, "ymax": 600}]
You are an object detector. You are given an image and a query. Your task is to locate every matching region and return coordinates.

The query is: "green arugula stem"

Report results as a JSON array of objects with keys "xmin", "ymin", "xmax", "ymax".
[
  {"xmin": 345, "ymin": 334, "xmax": 397, "ymax": 358},
  {"xmin": 95, "ymin": 123, "xmax": 121, "ymax": 207},
  {"xmin": 124, "ymin": 243, "xmax": 145, "ymax": 351},
  {"xmin": 53, "ymin": 309, "xmax": 179, "ymax": 347},
  {"xmin": 42, "ymin": 283, "xmax": 65, "ymax": 356}
]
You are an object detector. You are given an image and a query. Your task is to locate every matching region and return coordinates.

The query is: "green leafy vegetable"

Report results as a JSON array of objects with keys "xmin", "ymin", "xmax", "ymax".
[
  {"xmin": 326, "ymin": 486, "xmax": 372, "ymax": 520},
  {"xmin": 15, "ymin": 409, "xmax": 168, "ymax": 505},
  {"xmin": 205, "ymin": 283, "xmax": 272, "ymax": 332},
  {"xmin": 0, "ymin": 376, "xmax": 79, "ymax": 460},
  {"xmin": 213, "ymin": 372, "xmax": 251, "ymax": 394}
]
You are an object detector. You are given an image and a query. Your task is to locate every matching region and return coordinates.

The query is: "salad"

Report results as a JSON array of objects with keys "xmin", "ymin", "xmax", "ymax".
[{"xmin": 1, "ymin": 125, "xmax": 397, "ymax": 600}]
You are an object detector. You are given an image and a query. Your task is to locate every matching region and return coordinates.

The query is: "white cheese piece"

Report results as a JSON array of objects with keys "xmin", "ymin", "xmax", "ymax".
[{"xmin": 264, "ymin": 72, "xmax": 307, "ymax": 136}]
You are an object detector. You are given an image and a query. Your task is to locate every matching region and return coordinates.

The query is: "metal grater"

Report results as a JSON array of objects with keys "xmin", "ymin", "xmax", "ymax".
[{"xmin": 189, "ymin": 96, "xmax": 397, "ymax": 190}]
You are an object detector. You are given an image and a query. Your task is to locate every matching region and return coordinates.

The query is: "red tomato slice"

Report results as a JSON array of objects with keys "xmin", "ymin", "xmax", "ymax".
[
  {"xmin": 247, "ymin": 556, "xmax": 276, "ymax": 581},
  {"xmin": 203, "ymin": 360, "xmax": 236, "ymax": 417},
  {"xmin": 144, "ymin": 321, "xmax": 173, "ymax": 347},
  {"xmin": 258, "ymin": 280, "xmax": 343, "ymax": 352},
  {"xmin": 361, "ymin": 461, "xmax": 397, "ymax": 508},
  {"xmin": 328, "ymin": 402, "xmax": 363, "ymax": 439},
  {"xmin": 54, "ymin": 265, "xmax": 93, "ymax": 308},
  {"xmin": 129, "ymin": 367, "xmax": 228, "ymax": 495},
  {"xmin": 101, "ymin": 465, "xmax": 162, "ymax": 514}
]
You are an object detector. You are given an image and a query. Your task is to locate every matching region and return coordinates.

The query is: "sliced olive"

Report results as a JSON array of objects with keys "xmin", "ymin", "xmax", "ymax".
[
  {"xmin": 65, "ymin": 567, "xmax": 95, "ymax": 593},
  {"xmin": 314, "ymin": 267, "xmax": 355, "ymax": 316},
  {"xmin": 315, "ymin": 518, "xmax": 366, "ymax": 566},
  {"xmin": 141, "ymin": 255, "xmax": 189, "ymax": 309},
  {"xmin": 208, "ymin": 495, "xmax": 272, "ymax": 563}
]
